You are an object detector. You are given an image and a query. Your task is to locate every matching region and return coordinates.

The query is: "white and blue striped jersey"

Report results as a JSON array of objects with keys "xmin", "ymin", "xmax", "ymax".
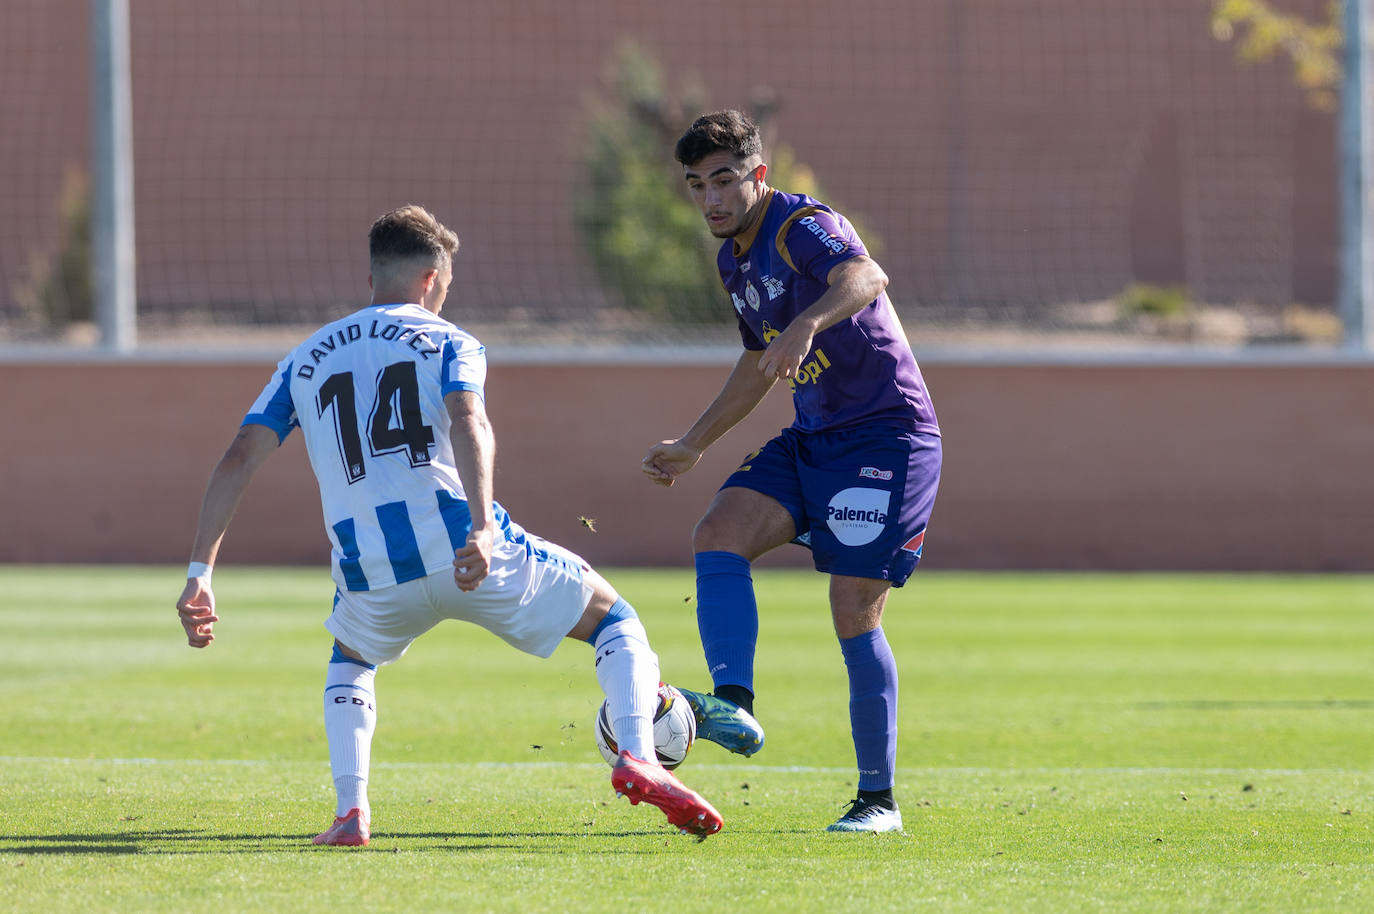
[{"xmin": 244, "ymin": 302, "xmax": 514, "ymax": 592}]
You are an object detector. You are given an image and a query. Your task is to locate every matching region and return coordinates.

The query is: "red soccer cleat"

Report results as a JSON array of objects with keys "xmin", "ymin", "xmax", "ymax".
[
  {"xmin": 313, "ymin": 807, "xmax": 370, "ymax": 846},
  {"xmin": 611, "ymin": 751, "xmax": 723, "ymax": 840}
]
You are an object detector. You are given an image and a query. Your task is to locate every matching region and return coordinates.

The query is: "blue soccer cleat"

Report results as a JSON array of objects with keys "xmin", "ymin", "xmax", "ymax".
[{"xmin": 675, "ymin": 687, "xmax": 765, "ymax": 756}]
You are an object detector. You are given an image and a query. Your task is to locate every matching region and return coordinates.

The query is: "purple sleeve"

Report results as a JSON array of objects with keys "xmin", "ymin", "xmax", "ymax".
[{"xmin": 781, "ymin": 208, "xmax": 865, "ymax": 283}]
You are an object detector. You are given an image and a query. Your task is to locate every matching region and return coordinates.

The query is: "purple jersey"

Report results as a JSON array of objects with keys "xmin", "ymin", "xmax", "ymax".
[{"xmin": 718, "ymin": 190, "xmax": 939, "ymax": 435}]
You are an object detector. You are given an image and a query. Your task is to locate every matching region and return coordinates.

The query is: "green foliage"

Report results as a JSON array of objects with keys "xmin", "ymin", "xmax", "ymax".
[
  {"xmin": 13, "ymin": 166, "xmax": 93, "ymax": 327},
  {"xmin": 1117, "ymin": 282, "xmax": 1193, "ymax": 318},
  {"xmin": 573, "ymin": 44, "xmax": 724, "ymax": 324},
  {"xmin": 1211, "ymin": 0, "xmax": 1342, "ymax": 109},
  {"xmin": 575, "ymin": 42, "xmax": 878, "ymax": 326}
]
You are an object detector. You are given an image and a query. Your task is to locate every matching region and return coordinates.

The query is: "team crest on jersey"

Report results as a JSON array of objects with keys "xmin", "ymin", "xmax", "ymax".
[
  {"xmin": 745, "ymin": 283, "xmax": 761, "ymax": 311},
  {"xmin": 762, "ymin": 275, "xmax": 786, "ymax": 301}
]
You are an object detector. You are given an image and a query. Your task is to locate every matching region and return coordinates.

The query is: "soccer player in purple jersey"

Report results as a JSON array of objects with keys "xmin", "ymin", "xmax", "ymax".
[
  {"xmin": 177, "ymin": 205, "xmax": 722, "ymax": 844},
  {"xmin": 643, "ymin": 110, "xmax": 942, "ymax": 833}
]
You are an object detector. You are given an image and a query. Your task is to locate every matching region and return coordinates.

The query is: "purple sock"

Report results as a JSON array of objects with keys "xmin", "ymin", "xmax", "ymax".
[
  {"xmin": 840, "ymin": 627, "xmax": 898, "ymax": 791},
  {"xmin": 694, "ymin": 551, "xmax": 758, "ymax": 692}
]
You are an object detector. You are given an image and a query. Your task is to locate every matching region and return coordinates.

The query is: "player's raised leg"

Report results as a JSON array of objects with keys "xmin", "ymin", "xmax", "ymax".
[
  {"xmin": 568, "ymin": 569, "xmax": 723, "ymax": 838},
  {"xmin": 315, "ymin": 641, "xmax": 377, "ymax": 846},
  {"xmin": 680, "ymin": 485, "xmax": 793, "ymax": 755},
  {"xmin": 825, "ymin": 575, "xmax": 903, "ymax": 833},
  {"xmin": 578, "ymin": 593, "xmax": 724, "ymax": 838},
  {"xmin": 582, "ymin": 594, "xmax": 659, "ymax": 764}
]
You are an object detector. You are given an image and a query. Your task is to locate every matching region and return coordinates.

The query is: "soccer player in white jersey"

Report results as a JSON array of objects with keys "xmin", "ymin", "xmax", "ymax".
[{"xmin": 175, "ymin": 205, "xmax": 722, "ymax": 844}]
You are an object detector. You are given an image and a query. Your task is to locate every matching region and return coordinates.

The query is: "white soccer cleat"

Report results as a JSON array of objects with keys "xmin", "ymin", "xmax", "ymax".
[{"xmin": 826, "ymin": 797, "xmax": 904, "ymax": 833}]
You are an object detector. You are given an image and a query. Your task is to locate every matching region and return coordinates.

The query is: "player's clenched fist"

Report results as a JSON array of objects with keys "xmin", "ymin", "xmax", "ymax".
[{"xmin": 642, "ymin": 440, "xmax": 703, "ymax": 487}]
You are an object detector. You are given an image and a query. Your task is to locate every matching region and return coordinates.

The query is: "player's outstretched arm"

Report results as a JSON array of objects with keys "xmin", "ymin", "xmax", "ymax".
[
  {"xmin": 176, "ymin": 423, "xmax": 280, "ymax": 648},
  {"xmin": 643, "ymin": 349, "xmax": 774, "ymax": 487},
  {"xmin": 445, "ymin": 390, "xmax": 497, "ymax": 591}
]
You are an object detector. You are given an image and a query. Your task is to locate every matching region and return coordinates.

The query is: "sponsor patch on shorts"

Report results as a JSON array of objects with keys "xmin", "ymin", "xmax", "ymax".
[{"xmin": 827, "ymin": 487, "xmax": 891, "ymax": 547}]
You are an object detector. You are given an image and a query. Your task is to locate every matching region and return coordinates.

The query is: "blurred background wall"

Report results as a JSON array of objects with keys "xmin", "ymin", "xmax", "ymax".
[
  {"xmin": 0, "ymin": 0, "xmax": 1345, "ymax": 346},
  {"xmin": 1, "ymin": 1, "xmax": 1368, "ymax": 571},
  {"xmin": 2, "ymin": 359, "xmax": 1371, "ymax": 571}
]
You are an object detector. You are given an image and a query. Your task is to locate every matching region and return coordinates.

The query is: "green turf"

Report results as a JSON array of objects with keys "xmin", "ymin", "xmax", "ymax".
[{"xmin": 1, "ymin": 566, "xmax": 1372, "ymax": 912}]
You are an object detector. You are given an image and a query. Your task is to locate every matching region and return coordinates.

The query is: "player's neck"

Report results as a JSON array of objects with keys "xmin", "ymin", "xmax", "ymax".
[
  {"xmin": 731, "ymin": 187, "xmax": 774, "ymax": 257},
  {"xmin": 370, "ymin": 287, "xmax": 425, "ymax": 310}
]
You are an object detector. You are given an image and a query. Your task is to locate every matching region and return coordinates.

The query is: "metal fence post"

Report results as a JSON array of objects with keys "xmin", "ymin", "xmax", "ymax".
[{"xmin": 91, "ymin": 0, "xmax": 136, "ymax": 352}]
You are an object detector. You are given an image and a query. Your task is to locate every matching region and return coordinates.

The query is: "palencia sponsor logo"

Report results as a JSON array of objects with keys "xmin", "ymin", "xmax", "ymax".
[
  {"xmin": 799, "ymin": 215, "xmax": 846, "ymax": 255},
  {"xmin": 859, "ymin": 466, "xmax": 893, "ymax": 481},
  {"xmin": 829, "ymin": 504, "xmax": 887, "ymax": 523},
  {"xmin": 826, "ymin": 487, "xmax": 891, "ymax": 547}
]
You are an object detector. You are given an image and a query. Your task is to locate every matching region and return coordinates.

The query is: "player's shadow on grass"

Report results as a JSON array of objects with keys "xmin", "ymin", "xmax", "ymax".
[
  {"xmin": 1, "ymin": 829, "xmax": 328, "ymax": 855},
  {"xmin": 404, "ymin": 828, "xmax": 680, "ymax": 844},
  {"xmin": 0, "ymin": 828, "xmax": 689, "ymax": 855}
]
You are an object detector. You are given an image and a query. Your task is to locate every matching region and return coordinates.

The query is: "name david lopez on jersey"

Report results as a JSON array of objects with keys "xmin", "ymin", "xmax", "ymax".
[{"xmin": 296, "ymin": 319, "xmax": 443, "ymax": 379}]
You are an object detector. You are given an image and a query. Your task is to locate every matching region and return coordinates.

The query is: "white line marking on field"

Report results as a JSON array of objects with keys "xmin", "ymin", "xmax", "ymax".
[{"xmin": 2, "ymin": 756, "xmax": 1369, "ymax": 777}]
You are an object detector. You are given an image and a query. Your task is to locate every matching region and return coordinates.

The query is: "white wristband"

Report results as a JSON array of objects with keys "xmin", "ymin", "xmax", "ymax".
[{"xmin": 187, "ymin": 562, "xmax": 213, "ymax": 581}]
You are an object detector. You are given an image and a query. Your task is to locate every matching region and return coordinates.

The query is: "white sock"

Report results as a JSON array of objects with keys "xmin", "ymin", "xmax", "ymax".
[
  {"xmin": 323, "ymin": 660, "xmax": 377, "ymax": 819},
  {"xmin": 593, "ymin": 617, "xmax": 659, "ymax": 763}
]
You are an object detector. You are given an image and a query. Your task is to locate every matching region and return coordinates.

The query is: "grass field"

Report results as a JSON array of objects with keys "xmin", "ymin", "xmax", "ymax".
[{"xmin": 1, "ymin": 566, "xmax": 1372, "ymax": 913}]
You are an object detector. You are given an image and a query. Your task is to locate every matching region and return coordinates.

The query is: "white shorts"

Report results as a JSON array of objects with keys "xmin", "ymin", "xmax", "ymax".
[{"xmin": 324, "ymin": 533, "xmax": 594, "ymax": 666}]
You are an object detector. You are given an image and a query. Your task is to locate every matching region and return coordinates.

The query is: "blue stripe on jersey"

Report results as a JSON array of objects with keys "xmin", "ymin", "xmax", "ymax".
[
  {"xmin": 376, "ymin": 501, "xmax": 427, "ymax": 584},
  {"xmin": 332, "ymin": 518, "xmax": 369, "ymax": 592},
  {"xmin": 441, "ymin": 379, "xmax": 483, "ymax": 397},
  {"xmin": 243, "ymin": 361, "xmax": 299, "ymax": 443},
  {"xmin": 436, "ymin": 491, "xmax": 521, "ymax": 552},
  {"xmin": 441, "ymin": 339, "xmax": 485, "ymax": 399},
  {"xmin": 436, "ymin": 490, "xmax": 470, "ymax": 552}
]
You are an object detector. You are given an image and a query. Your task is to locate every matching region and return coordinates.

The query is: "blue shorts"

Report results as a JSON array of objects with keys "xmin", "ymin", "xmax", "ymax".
[{"xmin": 720, "ymin": 425, "xmax": 941, "ymax": 586}]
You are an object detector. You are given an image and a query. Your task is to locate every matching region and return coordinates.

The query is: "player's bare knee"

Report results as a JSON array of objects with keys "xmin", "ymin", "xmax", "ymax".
[
  {"xmin": 333, "ymin": 640, "xmax": 367, "ymax": 662},
  {"xmin": 692, "ymin": 513, "xmax": 731, "ymax": 553}
]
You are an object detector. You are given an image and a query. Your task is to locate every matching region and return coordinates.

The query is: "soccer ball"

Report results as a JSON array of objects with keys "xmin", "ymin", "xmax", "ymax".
[{"xmin": 594, "ymin": 682, "xmax": 696, "ymax": 770}]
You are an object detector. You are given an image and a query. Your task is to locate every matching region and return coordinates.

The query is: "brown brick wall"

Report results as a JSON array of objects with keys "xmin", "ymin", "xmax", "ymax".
[{"xmin": 3, "ymin": 360, "xmax": 1369, "ymax": 571}]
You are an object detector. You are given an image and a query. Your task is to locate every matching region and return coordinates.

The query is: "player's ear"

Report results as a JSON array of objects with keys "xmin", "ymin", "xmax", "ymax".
[
  {"xmin": 420, "ymin": 268, "xmax": 438, "ymax": 293},
  {"xmin": 753, "ymin": 162, "xmax": 768, "ymax": 184}
]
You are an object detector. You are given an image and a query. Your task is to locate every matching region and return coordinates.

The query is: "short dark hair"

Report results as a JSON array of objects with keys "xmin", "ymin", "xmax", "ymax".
[
  {"xmin": 368, "ymin": 205, "xmax": 459, "ymax": 276},
  {"xmin": 674, "ymin": 109, "xmax": 763, "ymax": 166}
]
